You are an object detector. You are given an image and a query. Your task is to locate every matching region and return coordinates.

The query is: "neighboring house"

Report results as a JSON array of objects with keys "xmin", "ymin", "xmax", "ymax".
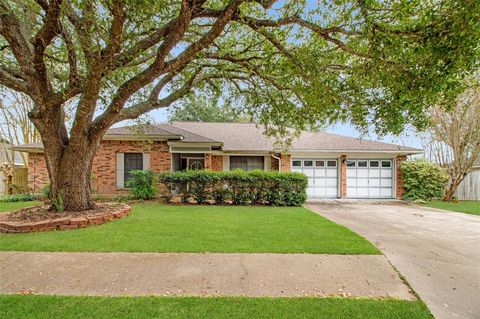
[
  {"xmin": 14, "ymin": 122, "xmax": 422, "ymax": 199},
  {"xmin": 455, "ymin": 159, "xmax": 480, "ymax": 200},
  {"xmin": 1, "ymin": 140, "xmax": 26, "ymax": 195}
]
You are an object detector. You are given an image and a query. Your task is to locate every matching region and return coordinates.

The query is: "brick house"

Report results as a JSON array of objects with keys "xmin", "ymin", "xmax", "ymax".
[{"xmin": 14, "ymin": 122, "xmax": 422, "ymax": 199}]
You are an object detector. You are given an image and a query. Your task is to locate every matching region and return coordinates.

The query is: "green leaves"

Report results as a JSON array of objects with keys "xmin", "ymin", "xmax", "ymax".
[{"xmin": 401, "ymin": 159, "xmax": 449, "ymax": 201}]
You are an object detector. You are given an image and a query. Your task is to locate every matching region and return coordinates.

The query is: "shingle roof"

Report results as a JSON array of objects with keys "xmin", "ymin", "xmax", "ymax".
[
  {"xmin": 170, "ymin": 122, "xmax": 421, "ymax": 153},
  {"xmin": 14, "ymin": 122, "xmax": 422, "ymax": 154}
]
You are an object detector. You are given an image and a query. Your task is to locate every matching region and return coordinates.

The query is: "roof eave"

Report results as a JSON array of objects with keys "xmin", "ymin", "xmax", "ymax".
[{"xmin": 103, "ymin": 134, "xmax": 182, "ymax": 141}]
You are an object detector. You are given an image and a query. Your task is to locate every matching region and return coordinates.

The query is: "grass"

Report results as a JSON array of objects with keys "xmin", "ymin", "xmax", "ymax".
[
  {"xmin": 423, "ymin": 200, "xmax": 480, "ymax": 216},
  {"xmin": 0, "ymin": 201, "xmax": 42, "ymax": 212},
  {"xmin": 0, "ymin": 295, "xmax": 432, "ymax": 319},
  {"xmin": 0, "ymin": 202, "xmax": 379, "ymax": 254}
]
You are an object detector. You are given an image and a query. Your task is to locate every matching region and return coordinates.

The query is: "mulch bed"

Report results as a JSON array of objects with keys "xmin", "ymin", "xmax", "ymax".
[{"xmin": 0, "ymin": 203, "xmax": 131, "ymax": 234}]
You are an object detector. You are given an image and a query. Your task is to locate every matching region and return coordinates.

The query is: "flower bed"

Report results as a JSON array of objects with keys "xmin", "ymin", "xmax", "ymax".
[{"xmin": 0, "ymin": 203, "xmax": 131, "ymax": 234}]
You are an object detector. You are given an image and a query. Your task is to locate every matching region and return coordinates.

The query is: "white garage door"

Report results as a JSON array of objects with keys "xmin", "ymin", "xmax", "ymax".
[
  {"xmin": 346, "ymin": 159, "xmax": 394, "ymax": 198},
  {"xmin": 291, "ymin": 159, "xmax": 338, "ymax": 198}
]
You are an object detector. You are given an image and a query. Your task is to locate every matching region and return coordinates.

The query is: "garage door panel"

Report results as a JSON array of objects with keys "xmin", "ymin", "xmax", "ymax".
[
  {"xmin": 314, "ymin": 178, "xmax": 325, "ymax": 187},
  {"xmin": 369, "ymin": 178, "xmax": 380, "ymax": 187},
  {"xmin": 370, "ymin": 188, "xmax": 381, "ymax": 197},
  {"xmin": 347, "ymin": 178, "xmax": 357, "ymax": 187},
  {"xmin": 357, "ymin": 169, "xmax": 368, "ymax": 178},
  {"xmin": 325, "ymin": 178, "xmax": 337, "ymax": 187},
  {"xmin": 314, "ymin": 187, "xmax": 326, "ymax": 197},
  {"xmin": 381, "ymin": 170, "xmax": 392, "ymax": 178},
  {"xmin": 357, "ymin": 178, "xmax": 368, "ymax": 187},
  {"xmin": 326, "ymin": 187, "xmax": 338, "ymax": 196},
  {"xmin": 382, "ymin": 179, "xmax": 392, "ymax": 187},
  {"xmin": 346, "ymin": 159, "xmax": 394, "ymax": 199},
  {"xmin": 369, "ymin": 170, "xmax": 380, "ymax": 177},
  {"xmin": 293, "ymin": 158, "xmax": 339, "ymax": 198},
  {"xmin": 303, "ymin": 169, "xmax": 314, "ymax": 177},
  {"xmin": 357, "ymin": 188, "xmax": 369, "ymax": 197},
  {"xmin": 347, "ymin": 187, "xmax": 356, "ymax": 197},
  {"xmin": 326, "ymin": 169, "xmax": 337, "ymax": 177},
  {"xmin": 381, "ymin": 188, "xmax": 392, "ymax": 197}
]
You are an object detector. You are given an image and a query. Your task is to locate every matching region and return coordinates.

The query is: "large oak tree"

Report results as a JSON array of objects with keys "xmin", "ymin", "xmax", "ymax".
[{"xmin": 0, "ymin": 0, "xmax": 478, "ymax": 211}]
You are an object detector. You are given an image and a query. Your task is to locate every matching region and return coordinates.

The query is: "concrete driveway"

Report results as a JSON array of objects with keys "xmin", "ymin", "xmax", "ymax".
[{"xmin": 306, "ymin": 200, "xmax": 480, "ymax": 319}]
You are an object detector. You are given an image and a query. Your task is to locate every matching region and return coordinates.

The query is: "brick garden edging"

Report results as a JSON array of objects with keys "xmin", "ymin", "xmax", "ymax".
[{"xmin": 0, "ymin": 204, "xmax": 131, "ymax": 234}]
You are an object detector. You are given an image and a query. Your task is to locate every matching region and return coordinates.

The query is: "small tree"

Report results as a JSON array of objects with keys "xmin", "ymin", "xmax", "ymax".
[{"xmin": 423, "ymin": 85, "xmax": 480, "ymax": 200}]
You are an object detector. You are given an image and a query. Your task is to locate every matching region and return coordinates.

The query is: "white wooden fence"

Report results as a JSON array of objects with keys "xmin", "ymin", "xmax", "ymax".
[{"xmin": 455, "ymin": 169, "xmax": 480, "ymax": 200}]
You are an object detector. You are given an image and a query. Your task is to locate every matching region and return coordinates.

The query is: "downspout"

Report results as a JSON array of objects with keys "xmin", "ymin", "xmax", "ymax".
[{"xmin": 271, "ymin": 153, "xmax": 281, "ymax": 171}]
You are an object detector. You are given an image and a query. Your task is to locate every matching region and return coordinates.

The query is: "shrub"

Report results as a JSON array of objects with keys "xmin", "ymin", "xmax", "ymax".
[
  {"xmin": 125, "ymin": 170, "xmax": 158, "ymax": 200},
  {"xmin": 42, "ymin": 184, "xmax": 51, "ymax": 200},
  {"xmin": 0, "ymin": 193, "xmax": 40, "ymax": 202},
  {"xmin": 158, "ymin": 170, "xmax": 308, "ymax": 206},
  {"xmin": 401, "ymin": 159, "xmax": 448, "ymax": 201}
]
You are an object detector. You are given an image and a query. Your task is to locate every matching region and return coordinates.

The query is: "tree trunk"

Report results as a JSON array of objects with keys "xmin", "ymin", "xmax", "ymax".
[
  {"xmin": 443, "ymin": 172, "xmax": 465, "ymax": 201},
  {"xmin": 43, "ymin": 138, "xmax": 98, "ymax": 212}
]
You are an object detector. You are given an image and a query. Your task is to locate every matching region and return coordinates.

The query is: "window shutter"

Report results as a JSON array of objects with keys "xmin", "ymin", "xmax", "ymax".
[
  {"xmin": 143, "ymin": 153, "xmax": 150, "ymax": 170},
  {"xmin": 264, "ymin": 156, "xmax": 272, "ymax": 171},
  {"xmin": 116, "ymin": 153, "xmax": 125, "ymax": 188}
]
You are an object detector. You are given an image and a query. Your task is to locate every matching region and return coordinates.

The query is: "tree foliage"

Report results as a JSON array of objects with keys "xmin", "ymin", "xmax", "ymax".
[
  {"xmin": 168, "ymin": 94, "xmax": 248, "ymax": 123},
  {"xmin": 401, "ymin": 159, "xmax": 449, "ymax": 201}
]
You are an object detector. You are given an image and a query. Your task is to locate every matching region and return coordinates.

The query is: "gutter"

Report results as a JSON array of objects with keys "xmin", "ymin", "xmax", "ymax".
[{"xmin": 271, "ymin": 153, "xmax": 281, "ymax": 170}]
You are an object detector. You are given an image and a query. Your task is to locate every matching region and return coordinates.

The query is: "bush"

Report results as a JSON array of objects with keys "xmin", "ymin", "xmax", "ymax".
[
  {"xmin": 401, "ymin": 159, "xmax": 448, "ymax": 201},
  {"xmin": 158, "ymin": 170, "xmax": 308, "ymax": 206},
  {"xmin": 0, "ymin": 193, "xmax": 40, "ymax": 202},
  {"xmin": 125, "ymin": 170, "xmax": 158, "ymax": 200}
]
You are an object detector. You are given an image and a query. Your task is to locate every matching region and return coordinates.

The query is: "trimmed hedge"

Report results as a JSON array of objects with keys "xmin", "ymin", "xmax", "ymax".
[
  {"xmin": 401, "ymin": 159, "xmax": 448, "ymax": 201},
  {"xmin": 158, "ymin": 169, "xmax": 308, "ymax": 206}
]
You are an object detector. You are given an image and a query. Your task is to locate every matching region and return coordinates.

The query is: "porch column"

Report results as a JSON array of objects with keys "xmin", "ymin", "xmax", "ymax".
[
  {"xmin": 396, "ymin": 155, "xmax": 407, "ymax": 199},
  {"xmin": 340, "ymin": 155, "xmax": 347, "ymax": 198}
]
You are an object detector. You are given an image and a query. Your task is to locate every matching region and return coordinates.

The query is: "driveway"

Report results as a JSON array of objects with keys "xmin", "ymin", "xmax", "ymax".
[{"xmin": 306, "ymin": 200, "xmax": 480, "ymax": 319}]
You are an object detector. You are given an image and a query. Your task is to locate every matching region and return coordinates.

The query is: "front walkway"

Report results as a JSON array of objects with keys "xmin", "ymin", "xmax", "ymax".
[
  {"xmin": 0, "ymin": 251, "xmax": 413, "ymax": 299},
  {"xmin": 306, "ymin": 200, "xmax": 480, "ymax": 319}
]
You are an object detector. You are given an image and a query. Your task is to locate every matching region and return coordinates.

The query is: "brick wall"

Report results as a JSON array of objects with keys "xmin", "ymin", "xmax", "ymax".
[
  {"xmin": 28, "ymin": 153, "xmax": 49, "ymax": 192},
  {"xmin": 280, "ymin": 154, "xmax": 291, "ymax": 172},
  {"xmin": 204, "ymin": 154, "xmax": 224, "ymax": 171},
  {"xmin": 396, "ymin": 155, "xmax": 407, "ymax": 199},
  {"xmin": 340, "ymin": 155, "xmax": 347, "ymax": 198},
  {"xmin": 27, "ymin": 140, "xmax": 171, "ymax": 195}
]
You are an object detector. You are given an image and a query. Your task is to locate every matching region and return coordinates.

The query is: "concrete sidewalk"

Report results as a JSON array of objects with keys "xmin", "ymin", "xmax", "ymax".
[{"xmin": 0, "ymin": 252, "xmax": 414, "ymax": 299}]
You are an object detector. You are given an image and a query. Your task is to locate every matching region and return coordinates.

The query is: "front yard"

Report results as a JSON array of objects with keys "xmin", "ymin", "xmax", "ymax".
[
  {"xmin": 0, "ymin": 295, "xmax": 432, "ymax": 319},
  {"xmin": 0, "ymin": 201, "xmax": 42, "ymax": 213},
  {"xmin": 0, "ymin": 202, "xmax": 379, "ymax": 254},
  {"xmin": 422, "ymin": 200, "xmax": 480, "ymax": 216}
]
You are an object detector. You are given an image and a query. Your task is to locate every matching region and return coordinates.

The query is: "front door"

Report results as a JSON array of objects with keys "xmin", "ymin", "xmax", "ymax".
[{"xmin": 187, "ymin": 158, "xmax": 204, "ymax": 170}]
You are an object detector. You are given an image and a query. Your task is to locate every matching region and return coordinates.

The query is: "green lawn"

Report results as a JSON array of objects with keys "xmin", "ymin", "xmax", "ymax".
[
  {"xmin": 423, "ymin": 200, "xmax": 480, "ymax": 216},
  {"xmin": 0, "ymin": 201, "xmax": 43, "ymax": 212},
  {"xmin": 0, "ymin": 202, "xmax": 379, "ymax": 254},
  {"xmin": 0, "ymin": 295, "xmax": 432, "ymax": 319}
]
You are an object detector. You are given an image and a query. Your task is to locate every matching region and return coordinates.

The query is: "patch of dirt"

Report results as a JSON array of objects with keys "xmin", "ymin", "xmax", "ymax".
[{"xmin": 7, "ymin": 203, "xmax": 128, "ymax": 222}]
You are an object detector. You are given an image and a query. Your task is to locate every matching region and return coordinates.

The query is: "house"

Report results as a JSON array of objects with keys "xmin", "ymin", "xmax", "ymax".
[
  {"xmin": 455, "ymin": 158, "xmax": 480, "ymax": 200},
  {"xmin": 14, "ymin": 122, "xmax": 422, "ymax": 199}
]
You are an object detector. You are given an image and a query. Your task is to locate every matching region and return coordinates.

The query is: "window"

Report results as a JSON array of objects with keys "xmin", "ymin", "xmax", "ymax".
[
  {"xmin": 327, "ymin": 160, "xmax": 337, "ymax": 167},
  {"xmin": 315, "ymin": 160, "xmax": 325, "ymax": 167},
  {"xmin": 382, "ymin": 160, "xmax": 391, "ymax": 168},
  {"xmin": 358, "ymin": 160, "xmax": 368, "ymax": 167},
  {"xmin": 292, "ymin": 160, "xmax": 302, "ymax": 167},
  {"xmin": 124, "ymin": 153, "xmax": 143, "ymax": 185},
  {"xmin": 304, "ymin": 160, "xmax": 313, "ymax": 167},
  {"xmin": 346, "ymin": 160, "xmax": 356, "ymax": 167},
  {"xmin": 369, "ymin": 160, "xmax": 379, "ymax": 168},
  {"xmin": 230, "ymin": 156, "xmax": 264, "ymax": 171}
]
